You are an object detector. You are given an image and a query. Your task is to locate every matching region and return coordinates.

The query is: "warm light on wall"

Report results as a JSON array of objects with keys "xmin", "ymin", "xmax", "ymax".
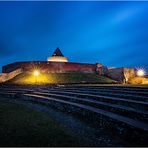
[
  {"xmin": 25, "ymin": 72, "xmax": 50, "ymax": 84},
  {"xmin": 33, "ymin": 70, "xmax": 40, "ymax": 76},
  {"xmin": 137, "ymin": 69, "xmax": 145, "ymax": 77},
  {"xmin": 47, "ymin": 56, "xmax": 68, "ymax": 62}
]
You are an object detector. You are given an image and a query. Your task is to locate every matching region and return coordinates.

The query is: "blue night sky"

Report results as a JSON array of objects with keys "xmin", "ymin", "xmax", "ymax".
[{"xmin": 0, "ymin": 1, "xmax": 148, "ymax": 73}]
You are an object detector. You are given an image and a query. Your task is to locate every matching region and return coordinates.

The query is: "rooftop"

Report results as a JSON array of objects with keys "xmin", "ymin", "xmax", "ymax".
[{"xmin": 52, "ymin": 48, "xmax": 64, "ymax": 57}]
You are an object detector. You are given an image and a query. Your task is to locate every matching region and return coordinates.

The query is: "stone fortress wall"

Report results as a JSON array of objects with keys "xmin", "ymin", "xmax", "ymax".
[
  {"xmin": 2, "ymin": 61, "xmax": 102, "ymax": 74},
  {"xmin": 2, "ymin": 61, "xmax": 136, "ymax": 83},
  {"xmin": 0, "ymin": 68, "xmax": 22, "ymax": 83},
  {"xmin": 106, "ymin": 68, "xmax": 135, "ymax": 83},
  {"xmin": 1, "ymin": 48, "xmax": 136, "ymax": 83}
]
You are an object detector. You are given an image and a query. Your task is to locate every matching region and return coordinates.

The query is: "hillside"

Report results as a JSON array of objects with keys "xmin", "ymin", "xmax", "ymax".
[{"xmin": 6, "ymin": 72, "xmax": 116, "ymax": 85}]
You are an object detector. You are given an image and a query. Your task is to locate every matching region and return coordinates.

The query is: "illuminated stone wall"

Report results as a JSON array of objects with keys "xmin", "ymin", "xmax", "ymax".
[
  {"xmin": 123, "ymin": 68, "xmax": 135, "ymax": 82},
  {"xmin": 2, "ymin": 61, "xmax": 103, "ymax": 74},
  {"xmin": 107, "ymin": 68, "xmax": 135, "ymax": 83},
  {"xmin": 0, "ymin": 68, "xmax": 22, "ymax": 83},
  {"xmin": 2, "ymin": 62, "xmax": 135, "ymax": 83},
  {"xmin": 47, "ymin": 56, "xmax": 68, "ymax": 62}
]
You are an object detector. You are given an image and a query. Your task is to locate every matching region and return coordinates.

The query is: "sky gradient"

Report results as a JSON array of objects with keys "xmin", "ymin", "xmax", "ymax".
[{"xmin": 0, "ymin": 1, "xmax": 148, "ymax": 73}]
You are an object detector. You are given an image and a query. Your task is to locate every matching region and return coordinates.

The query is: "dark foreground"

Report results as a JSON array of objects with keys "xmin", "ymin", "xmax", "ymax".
[{"xmin": 0, "ymin": 84, "xmax": 148, "ymax": 146}]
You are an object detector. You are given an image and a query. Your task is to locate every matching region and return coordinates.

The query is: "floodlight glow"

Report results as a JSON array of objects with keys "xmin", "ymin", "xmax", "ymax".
[
  {"xmin": 137, "ymin": 69, "xmax": 145, "ymax": 77},
  {"xmin": 33, "ymin": 70, "xmax": 40, "ymax": 76}
]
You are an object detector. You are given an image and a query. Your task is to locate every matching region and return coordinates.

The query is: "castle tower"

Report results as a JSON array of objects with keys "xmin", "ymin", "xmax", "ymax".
[{"xmin": 47, "ymin": 48, "xmax": 68, "ymax": 62}]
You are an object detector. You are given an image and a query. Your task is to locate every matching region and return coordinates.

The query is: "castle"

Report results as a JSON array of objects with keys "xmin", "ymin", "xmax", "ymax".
[
  {"xmin": 1, "ymin": 48, "xmax": 136, "ymax": 83},
  {"xmin": 2, "ymin": 48, "xmax": 103, "ymax": 74}
]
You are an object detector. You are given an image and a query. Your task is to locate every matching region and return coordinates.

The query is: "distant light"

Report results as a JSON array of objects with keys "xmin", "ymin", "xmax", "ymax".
[
  {"xmin": 33, "ymin": 70, "xmax": 40, "ymax": 76},
  {"xmin": 137, "ymin": 69, "xmax": 145, "ymax": 77}
]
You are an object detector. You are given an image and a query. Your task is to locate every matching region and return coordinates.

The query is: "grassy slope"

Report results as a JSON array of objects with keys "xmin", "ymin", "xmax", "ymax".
[
  {"xmin": 0, "ymin": 98, "xmax": 87, "ymax": 147},
  {"xmin": 7, "ymin": 72, "xmax": 115, "ymax": 85}
]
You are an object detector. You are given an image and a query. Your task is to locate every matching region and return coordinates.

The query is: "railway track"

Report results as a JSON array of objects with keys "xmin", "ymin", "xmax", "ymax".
[{"xmin": 0, "ymin": 85, "xmax": 148, "ymax": 146}]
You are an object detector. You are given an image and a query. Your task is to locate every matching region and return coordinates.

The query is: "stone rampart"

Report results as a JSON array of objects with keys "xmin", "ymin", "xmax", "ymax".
[
  {"xmin": 107, "ymin": 68, "xmax": 135, "ymax": 83},
  {"xmin": 2, "ymin": 61, "xmax": 103, "ymax": 74},
  {"xmin": 0, "ymin": 68, "xmax": 22, "ymax": 83}
]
